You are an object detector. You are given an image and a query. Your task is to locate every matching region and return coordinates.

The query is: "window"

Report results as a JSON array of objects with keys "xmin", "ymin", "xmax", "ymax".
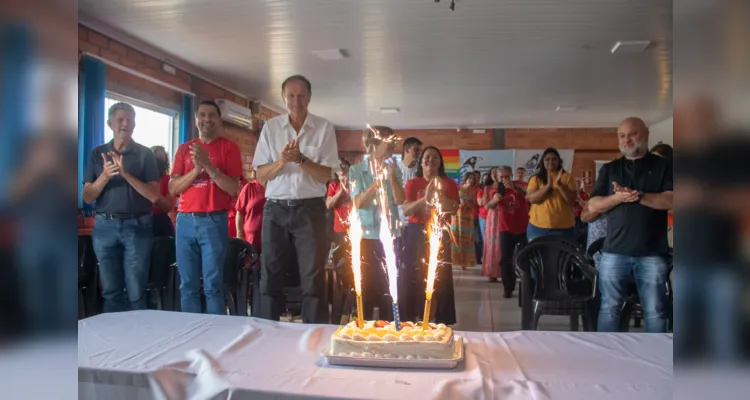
[{"xmin": 104, "ymin": 93, "xmax": 177, "ymax": 157}]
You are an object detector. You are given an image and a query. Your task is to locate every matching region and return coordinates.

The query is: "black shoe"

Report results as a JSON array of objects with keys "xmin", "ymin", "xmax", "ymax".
[{"xmin": 503, "ymin": 291, "xmax": 513, "ymax": 299}]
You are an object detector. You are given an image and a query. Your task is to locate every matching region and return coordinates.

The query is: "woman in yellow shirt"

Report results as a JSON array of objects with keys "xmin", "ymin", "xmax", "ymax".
[{"xmin": 525, "ymin": 148, "xmax": 578, "ymax": 241}]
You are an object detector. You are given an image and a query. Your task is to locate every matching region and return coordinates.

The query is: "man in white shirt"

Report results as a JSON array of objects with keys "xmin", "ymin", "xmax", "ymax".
[{"xmin": 253, "ymin": 75, "xmax": 339, "ymax": 323}]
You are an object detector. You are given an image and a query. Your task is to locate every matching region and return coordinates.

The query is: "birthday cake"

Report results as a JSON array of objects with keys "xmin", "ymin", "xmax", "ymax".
[{"xmin": 330, "ymin": 320, "xmax": 454, "ymax": 360}]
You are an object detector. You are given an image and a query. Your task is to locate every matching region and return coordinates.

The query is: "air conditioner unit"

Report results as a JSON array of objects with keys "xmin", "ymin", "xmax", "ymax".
[{"xmin": 215, "ymin": 98, "xmax": 253, "ymax": 129}]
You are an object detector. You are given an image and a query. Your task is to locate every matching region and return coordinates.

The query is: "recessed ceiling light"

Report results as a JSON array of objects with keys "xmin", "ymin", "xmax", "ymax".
[
  {"xmin": 556, "ymin": 105, "xmax": 579, "ymax": 112},
  {"xmin": 312, "ymin": 49, "xmax": 349, "ymax": 60},
  {"xmin": 379, "ymin": 107, "xmax": 400, "ymax": 114},
  {"xmin": 610, "ymin": 40, "xmax": 652, "ymax": 54}
]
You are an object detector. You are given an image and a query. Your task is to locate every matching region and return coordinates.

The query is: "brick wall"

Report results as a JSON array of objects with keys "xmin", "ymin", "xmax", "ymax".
[
  {"xmin": 505, "ymin": 128, "xmax": 621, "ymax": 190},
  {"xmin": 79, "ymin": 24, "xmax": 276, "ymax": 180},
  {"xmin": 336, "ymin": 127, "xmax": 619, "ymax": 190},
  {"xmin": 336, "ymin": 128, "xmax": 494, "ymax": 158}
]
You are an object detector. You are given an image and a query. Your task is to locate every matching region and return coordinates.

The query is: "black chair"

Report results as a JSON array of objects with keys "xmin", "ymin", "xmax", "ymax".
[
  {"xmin": 146, "ymin": 236, "xmax": 176, "ymax": 310},
  {"xmin": 515, "ymin": 240, "xmax": 598, "ymax": 331},
  {"xmin": 515, "ymin": 235, "xmax": 583, "ymax": 308},
  {"xmin": 78, "ymin": 235, "xmax": 99, "ymax": 318},
  {"xmin": 223, "ymin": 238, "xmax": 258, "ymax": 316}
]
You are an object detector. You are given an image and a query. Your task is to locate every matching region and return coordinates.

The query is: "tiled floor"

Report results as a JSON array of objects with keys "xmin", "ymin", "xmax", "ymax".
[
  {"xmin": 277, "ymin": 265, "xmax": 644, "ymax": 332},
  {"xmin": 452, "ymin": 265, "xmax": 644, "ymax": 332}
]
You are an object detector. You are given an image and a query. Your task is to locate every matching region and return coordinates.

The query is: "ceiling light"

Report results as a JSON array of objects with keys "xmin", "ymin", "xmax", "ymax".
[
  {"xmin": 312, "ymin": 49, "xmax": 349, "ymax": 60},
  {"xmin": 610, "ymin": 41, "xmax": 652, "ymax": 54},
  {"xmin": 556, "ymin": 105, "xmax": 579, "ymax": 112},
  {"xmin": 379, "ymin": 107, "xmax": 400, "ymax": 114}
]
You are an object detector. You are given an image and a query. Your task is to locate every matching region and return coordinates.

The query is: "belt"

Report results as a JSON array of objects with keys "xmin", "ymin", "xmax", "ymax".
[
  {"xmin": 96, "ymin": 212, "xmax": 150, "ymax": 220},
  {"xmin": 179, "ymin": 210, "xmax": 228, "ymax": 217},
  {"xmin": 267, "ymin": 197, "xmax": 323, "ymax": 207}
]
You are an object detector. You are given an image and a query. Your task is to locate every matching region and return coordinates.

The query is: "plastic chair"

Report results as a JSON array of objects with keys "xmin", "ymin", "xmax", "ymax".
[
  {"xmin": 146, "ymin": 236, "xmax": 176, "ymax": 311},
  {"xmin": 223, "ymin": 238, "xmax": 258, "ymax": 316},
  {"xmin": 515, "ymin": 235, "xmax": 583, "ymax": 308},
  {"xmin": 515, "ymin": 240, "xmax": 598, "ymax": 331}
]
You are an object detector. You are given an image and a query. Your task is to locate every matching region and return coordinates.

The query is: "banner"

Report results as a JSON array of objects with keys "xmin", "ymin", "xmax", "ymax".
[
  {"xmin": 513, "ymin": 149, "xmax": 575, "ymax": 182},
  {"xmin": 458, "ymin": 150, "xmax": 515, "ymax": 182},
  {"xmin": 440, "ymin": 149, "xmax": 462, "ymax": 181}
]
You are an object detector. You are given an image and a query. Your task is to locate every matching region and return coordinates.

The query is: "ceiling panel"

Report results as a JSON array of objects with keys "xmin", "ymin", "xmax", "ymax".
[{"xmin": 79, "ymin": 0, "xmax": 673, "ymax": 128}]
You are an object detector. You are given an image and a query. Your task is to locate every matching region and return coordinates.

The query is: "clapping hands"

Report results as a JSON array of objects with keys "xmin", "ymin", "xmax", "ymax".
[
  {"xmin": 281, "ymin": 139, "xmax": 303, "ymax": 164},
  {"xmin": 612, "ymin": 181, "xmax": 640, "ymax": 203}
]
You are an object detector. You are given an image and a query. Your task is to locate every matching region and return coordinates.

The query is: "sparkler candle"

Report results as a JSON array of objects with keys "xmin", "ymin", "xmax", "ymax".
[
  {"xmin": 347, "ymin": 202, "xmax": 365, "ymax": 329},
  {"xmin": 367, "ymin": 124, "xmax": 402, "ymax": 330},
  {"xmin": 423, "ymin": 181, "xmax": 443, "ymax": 329}
]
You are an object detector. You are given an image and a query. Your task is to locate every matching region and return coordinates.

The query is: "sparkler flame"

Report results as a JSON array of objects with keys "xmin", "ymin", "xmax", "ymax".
[
  {"xmin": 425, "ymin": 180, "xmax": 443, "ymax": 296},
  {"xmin": 347, "ymin": 203, "xmax": 363, "ymax": 295}
]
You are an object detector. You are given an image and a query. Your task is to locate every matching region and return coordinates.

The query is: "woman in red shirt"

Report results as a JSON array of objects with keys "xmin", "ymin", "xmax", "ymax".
[
  {"xmin": 150, "ymin": 146, "xmax": 175, "ymax": 237},
  {"xmin": 482, "ymin": 166, "xmax": 529, "ymax": 297},
  {"xmin": 235, "ymin": 169, "xmax": 266, "ymax": 252},
  {"xmin": 401, "ymin": 146, "xmax": 459, "ymax": 325}
]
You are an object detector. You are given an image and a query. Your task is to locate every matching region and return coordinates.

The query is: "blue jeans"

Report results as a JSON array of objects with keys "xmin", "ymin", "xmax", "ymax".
[
  {"xmin": 92, "ymin": 214, "xmax": 154, "ymax": 313},
  {"xmin": 17, "ymin": 219, "xmax": 77, "ymax": 333},
  {"xmin": 478, "ymin": 217, "xmax": 486, "ymax": 241},
  {"xmin": 176, "ymin": 213, "xmax": 228, "ymax": 315},
  {"xmin": 597, "ymin": 252, "xmax": 669, "ymax": 333},
  {"xmin": 674, "ymin": 265, "xmax": 740, "ymax": 363},
  {"xmin": 526, "ymin": 223, "xmax": 575, "ymax": 242}
]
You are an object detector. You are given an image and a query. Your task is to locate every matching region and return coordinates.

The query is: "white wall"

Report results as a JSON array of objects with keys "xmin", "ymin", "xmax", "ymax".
[{"xmin": 649, "ymin": 117, "xmax": 673, "ymax": 147}]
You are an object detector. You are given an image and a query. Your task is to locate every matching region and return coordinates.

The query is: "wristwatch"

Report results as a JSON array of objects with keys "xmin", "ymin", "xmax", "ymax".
[
  {"xmin": 296, "ymin": 154, "xmax": 306, "ymax": 165},
  {"xmin": 209, "ymin": 169, "xmax": 217, "ymax": 180},
  {"xmin": 637, "ymin": 190, "xmax": 645, "ymax": 203}
]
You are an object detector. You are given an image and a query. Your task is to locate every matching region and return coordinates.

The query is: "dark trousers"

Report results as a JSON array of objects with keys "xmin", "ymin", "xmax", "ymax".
[
  {"xmin": 399, "ymin": 223, "xmax": 456, "ymax": 324},
  {"xmin": 473, "ymin": 218, "xmax": 483, "ymax": 263},
  {"xmin": 92, "ymin": 214, "xmax": 154, "ymax": 313},
  {"xmin": 152, "ymin": 213, "xmax": 175, "ymax": 237},
  {"xmin": 361, "ymin": 239, "xmax": 394, "ymax": 321},
  {"xmin": 499, "ymin": 232, "xmax": 527, "ymax": 294},
  {"xmin": 259, "ymin": 198, "xmax": 329, "ymax": 323}
]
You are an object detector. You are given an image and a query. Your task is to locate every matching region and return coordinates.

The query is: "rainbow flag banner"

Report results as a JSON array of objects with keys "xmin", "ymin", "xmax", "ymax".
[{"xmin": 440, "ymin": 149, "xmax": 461, "ymax": 182}]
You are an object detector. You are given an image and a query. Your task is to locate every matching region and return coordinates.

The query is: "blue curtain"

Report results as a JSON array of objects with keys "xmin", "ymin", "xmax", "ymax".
[
  {"xmin": 0, "ymin": 24, "xmax": 33, "ymax": 209},
  {"xmin": 179, "ymin": 93, "xmax": 194, "ymax": 143},
  {"xmin": 78, "ymin": 56, "xmax": 107, "ymax": 210}
]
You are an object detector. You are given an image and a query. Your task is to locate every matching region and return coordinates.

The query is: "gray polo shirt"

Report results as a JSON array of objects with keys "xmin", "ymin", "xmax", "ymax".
[{"xmin": 83, "ymin": 140, "xmax": 159, "ymax": 214}]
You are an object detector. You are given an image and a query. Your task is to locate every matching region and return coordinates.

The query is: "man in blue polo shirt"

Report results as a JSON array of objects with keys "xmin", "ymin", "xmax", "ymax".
[{"xmin": 83, "ymin": 102, "xmax": 162, "ymax": 313}]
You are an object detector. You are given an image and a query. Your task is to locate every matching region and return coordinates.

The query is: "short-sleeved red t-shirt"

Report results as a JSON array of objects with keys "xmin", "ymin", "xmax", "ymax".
[
  {"xmin": 236, "ymin": 180, "xmax": 266, "ymax": 251},
  {"xmin": 172, "ymin": 136, "xmax": 243, "ymax": 213},
  {"xmin": 404, "ymin": 176, "xmax": 460, "ymax": 225},
  {"xmin": 489, "ymin": 187, "xmax": 529, "ymax": 235},
  {"xmin": 476, "ymin": 187, "xmax": 488, "ymax": 220},
  {"xmin": 326, "ymin": 181, "xmax": 352, "ymax": 233},
  {"xmin": 152, "ymin": 174, "xmax": 171, "ymax": 215}
]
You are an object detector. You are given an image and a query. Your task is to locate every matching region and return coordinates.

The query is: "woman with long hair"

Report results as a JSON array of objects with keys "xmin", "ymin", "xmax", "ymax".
[
  {"xmin": 401, "ymin": 146, "xmax": 459, "ymax": 325},
  {"xmin": 525, "ymin": 147, "xmax": 577, "ymax": 241},
  {"xmin": 450, "ymin": 172, "xmax": 478, "ymax": 270},
  {"xmin": 150, "ymin": 146, "xmax": 175, "ymax": 237}
]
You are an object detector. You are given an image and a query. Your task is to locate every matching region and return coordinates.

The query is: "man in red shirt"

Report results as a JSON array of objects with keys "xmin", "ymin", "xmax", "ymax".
[{"xmin": 169, "ymin": 100, "xmax": 243, "ymax": 315}]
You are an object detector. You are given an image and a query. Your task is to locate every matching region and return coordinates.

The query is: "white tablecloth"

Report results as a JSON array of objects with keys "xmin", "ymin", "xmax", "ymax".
[{"xmin": 78, "ymin": 310, "xmax": 672, "ymax": 400}]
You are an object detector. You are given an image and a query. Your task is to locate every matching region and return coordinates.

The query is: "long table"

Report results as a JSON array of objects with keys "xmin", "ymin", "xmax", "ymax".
[{"xmin": 78, "ymin": 311, "xmax": 673, "ymax": 399}]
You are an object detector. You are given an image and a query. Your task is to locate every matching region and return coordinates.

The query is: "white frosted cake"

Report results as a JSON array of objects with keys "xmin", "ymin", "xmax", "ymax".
[{"xmin": 330, "ymin": 320, "xmax": 454, "ymax": 360}]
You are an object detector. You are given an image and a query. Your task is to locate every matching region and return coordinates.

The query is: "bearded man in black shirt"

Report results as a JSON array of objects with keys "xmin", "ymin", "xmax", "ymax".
[{"xmin": 589, "ymin": 117, "xmax": 674, "ymax": 333}]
